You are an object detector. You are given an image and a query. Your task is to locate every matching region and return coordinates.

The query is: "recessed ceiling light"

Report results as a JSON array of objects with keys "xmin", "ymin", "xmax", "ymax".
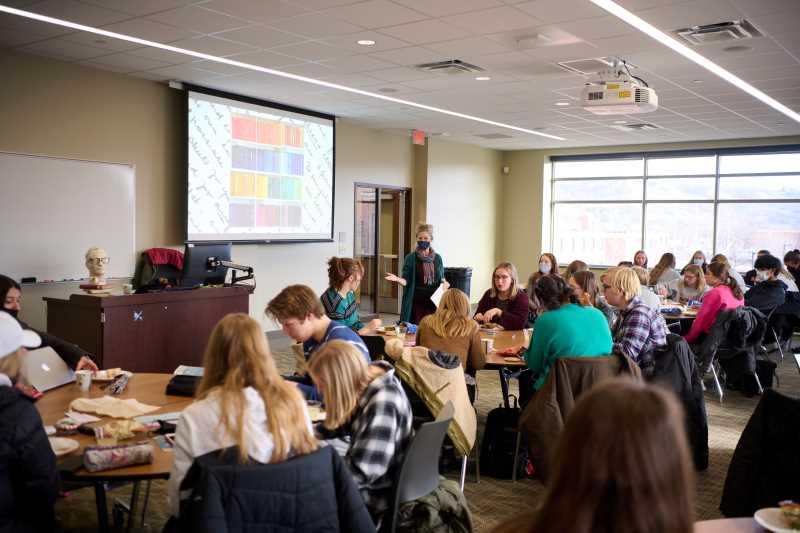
[
  {"xmin": 588, "ymin": 0, "xmax": 800, "ymax": 124},
  {"xmin": 0, "ymin": 5, "xmax": 566, "ymax": 141},
  {"xmin": 555, "ymin": 101, "xmax": 570, "ymax": 106},
  {"xmin": 614, "ymin": 120, "xmax": 627, "ymax": 124},
  {"xmin": 377, "ymin": 87, "xmax": 398, "ymax": 93},
  {"xmin": 692, "ymin": 79, "xmax": 703, "ymax": 83},
  {"xmin": 474, "ymin": 76, "xmax": 491, "ymax": 81},
  {"xmin": 357, "ymin": 39, "xmax": 376, "ymax": 46}
]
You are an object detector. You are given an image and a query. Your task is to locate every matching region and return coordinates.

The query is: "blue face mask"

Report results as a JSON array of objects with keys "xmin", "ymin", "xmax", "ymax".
[{"xmin": 417, "ymin": 240, "xmax": 430, "ymax": 250}]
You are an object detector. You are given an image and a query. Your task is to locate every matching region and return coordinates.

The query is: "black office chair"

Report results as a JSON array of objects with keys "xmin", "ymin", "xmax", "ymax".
[{"xmin": 382, "ymin": 402, "xmax": 454, "ymax": 533}]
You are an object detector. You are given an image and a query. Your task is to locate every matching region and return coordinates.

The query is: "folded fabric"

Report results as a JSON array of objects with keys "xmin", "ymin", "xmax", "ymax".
[{"xmin": 70, "ymin": 396, "xmax": 160, "ymax": 419}]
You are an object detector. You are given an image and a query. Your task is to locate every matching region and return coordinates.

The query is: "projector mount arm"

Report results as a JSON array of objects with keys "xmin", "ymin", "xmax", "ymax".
[{"xmin": 207, "ymin": 257, "xmax": 255, "ymax": 285}]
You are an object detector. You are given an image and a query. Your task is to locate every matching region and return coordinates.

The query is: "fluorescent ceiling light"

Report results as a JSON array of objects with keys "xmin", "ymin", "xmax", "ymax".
[
  {"xmin": 0, "ymin": 5, "xmax": 566, "ymax": 141},
  {"xmin": 589, "ymin": 0, "xmax": 800, "ymax": 124}
]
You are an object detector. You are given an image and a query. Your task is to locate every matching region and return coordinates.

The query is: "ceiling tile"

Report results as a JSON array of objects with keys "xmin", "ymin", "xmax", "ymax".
[
  {"xmin": 169, "ymin": 35, "xmax": 260, "ymax": 56},
  {"xmin": 515, "ymin": 0, "xmax": 607, "ymax": 23},
  {"xmin": 368, "ymin": 45, "xmax": 443, "ymax": 66},
  {"xmin": 368, "ymin": 66, "xmax": 432, "ymax": 82},
  {"xmin": 426, "ymin": 36, "xmax": 511, "ymax": 56},
  {"xmin": 444, "ymin": 6, "xmax": 543, "ymax": 34},
  {"xmin": 27, "ymin": 0, "xmax": 130, "ymax": 26},
  {"xmin": 271, "ymin": 41, "xmax": 355, "ymax": 61},
  {"xmin": 328, "ymin": 0, "xmax": 428, "ymax": 29},
  {"xmin": 322, "ymin": 31, "xmax": 412, "ymax": 52},
  {"xmin": 378, "ymin": 19, "xmax": 471, "ymax": 45},
  {"xmin": 128, "ymin": 45, "xmax": 194, "ymax": 64},
  {"xmin": 63, "ymin": 30, "xmax": 141, "ymax": 52},
  {"xmin": 0, "ymin": 12, "xmax": 72, "ymax": 39},
  {"xmin": 102, "ymin": 18, "xmax": 197, "ymax": 43},
  {"xmin": 213, "ymin": 25, "xmax": 307, "ymax": 48},
  {"xmin": 86, "ymin": 51, "xmax": 175, "ymax": 72},
  {"xmin": 726, "ymin": 0, "xmax": 800, "ymax": 18},
  {"xmin": 0, "ymin": 26, "xmax": 53, "ymax": 47},
  {"xmin": 200, "ymin": 0, "xmax": 309, "ymax": 23},
  {"xmin": 147, "ymin": 5, "xmax": 250, "ymax": 34},
  {"xmin": 391, "ymin": 0, "xmax": 504, "ymax": 17},
  {"xmin": 321, "ymin": 53, "xmax": 396, "ymax": 72},
  {"xmin": 634, "ymin": 0, "xmax": 750, "ymax": 31},
  {"xmin": 556, "ymin": 15, "xmax": 638, "ymax": 40},
  {"xmin": 18, "ymin": 37, "xmax": 109, "ymax": 60},
  {"xmin": 223, "ymin": 49, "xmax": 307, "ymax": 68},
  {"xmin": 79, "ymin": 0, "xmax": 202, "ymax": 17},
  {"xmin": 271, "ymin": 12, "xmax": 365, "ymax": 38}
]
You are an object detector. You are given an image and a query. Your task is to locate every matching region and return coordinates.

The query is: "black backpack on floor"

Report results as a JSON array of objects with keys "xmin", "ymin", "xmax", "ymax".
[{"xmin": 479, "ymin": 396, "xmax": 522, "ymax": 479}]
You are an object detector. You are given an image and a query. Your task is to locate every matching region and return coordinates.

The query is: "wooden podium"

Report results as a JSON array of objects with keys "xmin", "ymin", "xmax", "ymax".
[{"xmin": 44, "ymin": 286, "xmax": 252, "ymax": 373}]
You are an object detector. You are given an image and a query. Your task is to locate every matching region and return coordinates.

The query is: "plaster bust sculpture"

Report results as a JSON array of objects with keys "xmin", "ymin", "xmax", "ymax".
[{"xmin": 85, "ymin": 247, "xmax": 109, "ymax": 286}]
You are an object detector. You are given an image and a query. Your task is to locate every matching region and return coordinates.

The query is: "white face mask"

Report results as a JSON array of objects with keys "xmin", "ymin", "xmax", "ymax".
[
  {"xmin": 756, "ymin": 270, "xmax": 771, "ymax": 282},
  {"xmin": 693, "ymin": 258, "xmax": 704, "ymax": 266},
  {"xmin": 539, "ymin": 262, "xmax": 551, "ymax": 274}
]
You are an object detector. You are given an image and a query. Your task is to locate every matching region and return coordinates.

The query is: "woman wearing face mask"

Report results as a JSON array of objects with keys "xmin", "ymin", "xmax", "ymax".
[
  {"xmin": 385, "ymin": 222, "xmax": 448, "ymax": 324},
  {"xmin": 0, "ymin": 275, "xmax": 98, "ymax": 372},
  {"xmin": 681, "ymin": 250, "xmax": 708, "ymax": 275},
  {"xmin": 474, "ymin": 262, "xmax": 530, "ymax": 330},
  {"xmin": 633, "ymin": 250, "xmax": 648, "ymax": 269},
  {"xmin": 526, "ymin": 253, "xmax": 560, "ymax": 319},
  {"xmin": 321, "ymin": 257, "xmax": 382, "ymax": 334},
  {"xmin": 659, "ymin": 264, "xmax": 708, "ymax": 304},
  {"xmin": 684, "ymin": 261, "xmax": 743, "ymax": 345}
]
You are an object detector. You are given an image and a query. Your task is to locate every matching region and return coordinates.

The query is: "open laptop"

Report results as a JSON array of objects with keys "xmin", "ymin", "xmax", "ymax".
[{"xmin": 21, "ymin": 347, "xmax": 75, "ymax": 392}]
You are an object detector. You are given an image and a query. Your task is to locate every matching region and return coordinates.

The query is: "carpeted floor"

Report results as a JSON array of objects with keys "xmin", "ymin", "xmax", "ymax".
[{"xmin": 53, "ymin": 336, "xmax": 799, "ymax": 532}]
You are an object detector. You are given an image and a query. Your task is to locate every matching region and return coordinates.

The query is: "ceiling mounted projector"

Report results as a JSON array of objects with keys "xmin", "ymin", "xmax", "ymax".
[{"xmin": 580, "ymin": 59, "xmax": 658, "ymax": 115}]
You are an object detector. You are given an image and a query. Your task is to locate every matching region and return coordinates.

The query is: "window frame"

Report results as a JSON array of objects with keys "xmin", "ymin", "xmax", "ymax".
[{"xmin": 549, "ymin": 145, "xmax": 800, "ymax": 268}]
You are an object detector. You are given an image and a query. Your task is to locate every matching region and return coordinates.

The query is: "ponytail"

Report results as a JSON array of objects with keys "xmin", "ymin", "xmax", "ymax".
[{"xmin": 708, "ymin": 261, "xmax": 742, "ymax": 300}]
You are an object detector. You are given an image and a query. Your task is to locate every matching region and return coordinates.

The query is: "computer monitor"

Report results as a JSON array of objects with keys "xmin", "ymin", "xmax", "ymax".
[{"xmin": 181, "ymin": 242, "xmax": 231, "ymax": 287}]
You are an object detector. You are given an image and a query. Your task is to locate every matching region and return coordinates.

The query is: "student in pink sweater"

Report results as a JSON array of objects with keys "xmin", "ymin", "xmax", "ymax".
[{"xmin": 684, "ymin": 261, "xmax": 744, "ymax": 344}]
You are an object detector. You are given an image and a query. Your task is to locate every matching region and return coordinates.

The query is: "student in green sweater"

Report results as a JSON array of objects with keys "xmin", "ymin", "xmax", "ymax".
[
  {"xmin": 320, "ymin": 257, "xmax": 381, "ymax": 334},
  {"xmin": 524, "ymin": 275, "xmax": 613, "ymax": 399}
]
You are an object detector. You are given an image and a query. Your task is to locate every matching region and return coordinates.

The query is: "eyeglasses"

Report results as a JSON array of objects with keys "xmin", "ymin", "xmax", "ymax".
[
  {"xmin": 493, "ymin": 275, "xmax": 511, "ymax": 280},
  {"xmin": 87, "ymin": 257, "xmax": 110, "ymax": 264},
  {"xmin": 602, "ymin": 284, "xmax": 612, "ymax": 290}
]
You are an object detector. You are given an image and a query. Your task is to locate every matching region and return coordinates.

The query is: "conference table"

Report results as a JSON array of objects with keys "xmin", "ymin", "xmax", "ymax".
[
  {"xmin": 363, "ymin": 328, "xmax": 528, "ymax": 408},
  {"xmin": 36, "ymin": 373, "xmax": 190, "ymax": 532}
]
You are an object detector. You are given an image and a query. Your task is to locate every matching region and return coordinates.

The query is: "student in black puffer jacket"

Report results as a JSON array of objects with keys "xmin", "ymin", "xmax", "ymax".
[{"xmin": 0, "ymin": 313, "xmax": 59, "ymax": 533}]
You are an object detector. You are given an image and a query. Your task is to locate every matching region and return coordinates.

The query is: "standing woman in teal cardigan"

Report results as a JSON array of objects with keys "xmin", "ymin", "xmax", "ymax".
[{"xmin": 385, "ymin": 222, "xmax": 449, "ymax": 324}]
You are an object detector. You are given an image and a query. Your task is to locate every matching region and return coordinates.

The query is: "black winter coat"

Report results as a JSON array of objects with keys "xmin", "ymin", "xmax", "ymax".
[
  {"xmin": 650, "ymin": 334, "xmax": 709, "ymax": 470},
  {"xmin": 177, "ymin": 445, "xmax": 376, "ymax": 533},
  {"xmin": 696, "ymin": 306, "xmax": 766, "ymax": 386},
  {"xmin": 720, "ymin": 389, "xmax": 800, "ymax": 517},
  {"xmin": 744, "ymin": 280, "xmax": 786, "ymax": 314},
  {"xmin": 0, "ymin": 384, "xmax": 59, "ymax": 533}
]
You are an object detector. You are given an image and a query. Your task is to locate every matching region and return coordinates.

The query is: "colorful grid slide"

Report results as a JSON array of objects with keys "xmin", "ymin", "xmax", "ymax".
[{"xmin": 187, "ymin": 91, "xmax": 334, "ymax": 242}]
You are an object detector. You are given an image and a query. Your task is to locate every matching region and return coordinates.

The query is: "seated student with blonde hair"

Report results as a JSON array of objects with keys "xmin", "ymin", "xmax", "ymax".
[
  {"xmin": 168, "ymin": 314, "xmax": 319, "ymax": 517},
  {"xmin": 321, "ymin": 257, "xmax": 381, "ymax": 334},
  {"xmin": 308, "ymin": 340, "xmax": 413, "ymax": 525},
  {"xmin": 631, "ymin": 266, "xmax": 661, "ymax": 309},
  {"xmin": 418, "ymin": 288, "xmax": 485, "ymax": 372},
  {"xmin": 0, "ymin": 313, "xmax": 59, "ymax": 532},
  {"xmin": 492, "ymin": 380, "xmax": 695, "ymax": 533},
  {"xmin": 659, "ymin": 264, "xmax": 708, "ymax": 303},
  {"xmin": 474, "ymin": 262, "xmax": 529, "ymax": 330},
  {"xmin": 603, "ymin": 267, "xmax": 667, "ymax": 369}
]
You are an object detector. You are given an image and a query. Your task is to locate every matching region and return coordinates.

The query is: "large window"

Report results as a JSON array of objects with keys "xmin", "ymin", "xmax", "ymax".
[{"xmin": 550, "ymin": 147, "xmax": 800, "ymax": 270}]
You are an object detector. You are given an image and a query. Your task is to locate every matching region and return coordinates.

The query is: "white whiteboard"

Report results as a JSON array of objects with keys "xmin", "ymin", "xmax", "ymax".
[{"xmin": 0, "ymin": 151, "xmax": 135, "ymax": 282}]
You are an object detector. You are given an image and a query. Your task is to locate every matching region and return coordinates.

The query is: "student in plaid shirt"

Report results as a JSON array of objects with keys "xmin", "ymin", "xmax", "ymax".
[
  {"xmin": 602, "ymin": 267, "xmax": 667, "ymax": 369},
  {"xmin": 308, "ymin": 340, "xmax": 413, "ymax": 525}
]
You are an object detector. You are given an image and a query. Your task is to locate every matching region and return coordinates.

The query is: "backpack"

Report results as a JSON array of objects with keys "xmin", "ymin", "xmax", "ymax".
[
  {"xmin": 479, "ymin": 396, "xmax": 522, "ymax": 479},
  {"xmin": 132, "ymin": 249, "xmax": 183, "ymax": 289}
]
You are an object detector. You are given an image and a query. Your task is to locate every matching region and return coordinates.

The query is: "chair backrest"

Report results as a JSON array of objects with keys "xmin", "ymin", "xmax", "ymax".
[{"xmin": 384, "ymin": 401, "xmax": 453, "ymax": 533}]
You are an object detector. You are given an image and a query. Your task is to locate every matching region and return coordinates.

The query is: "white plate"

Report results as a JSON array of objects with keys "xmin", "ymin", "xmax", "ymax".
[
  {"xmin": 49, "ymin": 437, "xmax": 80, "ymax": 457},
  {"xmin": 754, "ymin": 508, "xmax": 796, "ymax": 533}
]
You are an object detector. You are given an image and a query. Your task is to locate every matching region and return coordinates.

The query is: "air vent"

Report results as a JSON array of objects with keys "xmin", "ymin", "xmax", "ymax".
[
  {"xmin": 611, "ymin": 123, "xmax": 660, "ymax": 132},
  {"xmin": 474, "ymin": 133, "xmax": 513, "ymax": 139},
  {"xmin": 415, "ymin": 59, "xmax": 485, "ymax": 75},
  {"xmin": 672, "ymin": 20, "xmax": 762, "ymax": 46}
]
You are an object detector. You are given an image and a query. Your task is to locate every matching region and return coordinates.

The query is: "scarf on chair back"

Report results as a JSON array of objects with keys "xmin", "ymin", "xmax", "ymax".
[{"xmin": 416, "ymin": 248, "xmax": 436, "ymax": 286}]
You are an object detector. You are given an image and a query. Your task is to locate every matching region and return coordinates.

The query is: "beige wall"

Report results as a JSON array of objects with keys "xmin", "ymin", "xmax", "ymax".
[
  {"xmin": 3, "ymin": 49, "xmax": 504, "ymax": 330},
  {"xmin": 500, "ymin": 135, "xmax": 800, "ymax": 279},
  {"xmin": 426, "ymin": 138, "xmax": 503, "ymax": 302}
]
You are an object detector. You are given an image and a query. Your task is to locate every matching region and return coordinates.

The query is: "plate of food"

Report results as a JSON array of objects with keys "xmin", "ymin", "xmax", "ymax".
[
  {"xmin": 92, "ymin": 368, "xmax": 132, "ymax": 382},
  {"xmin": 755, "ymin": 503, "xmax": 800, "ymax": 533},
  {"xmin": 49, "ymin": 437, "xmax": 80, "ymax": 457},
  {"xmin": 480, "ymin": 323, "xmax": 503, "ymax": 334}
]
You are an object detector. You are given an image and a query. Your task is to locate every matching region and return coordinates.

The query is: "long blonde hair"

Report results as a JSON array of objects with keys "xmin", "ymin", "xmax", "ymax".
[
  {"xmin": 307, "ymin": 340, "xmax": 385, "ymax": 430},
  {"xmin": 195, "ymin": 313, "xmax": 317, "ymax": 462},
  {"xmin": 0, "ymin": 349, "xmax": 22, "ymax": 380},
  {"xmin": 420, "ymin": 288, "xmax": 478, "ymax": 339},
  {"xmin": 682, "ymin": 264, "xmax": 706, "ymax": 292}
]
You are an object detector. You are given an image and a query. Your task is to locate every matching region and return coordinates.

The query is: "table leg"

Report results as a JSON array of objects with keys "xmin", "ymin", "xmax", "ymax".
[
  {"xmin": 94, "ymin": 482, "xmax": 110, "ymax": 533},
  {"xmin": 498, "ymin": 369, "xmax": 510, "ymax": 408},
  {"xmin": 126, "ymin": 481, "xmax": 140, "ymax": 532}
]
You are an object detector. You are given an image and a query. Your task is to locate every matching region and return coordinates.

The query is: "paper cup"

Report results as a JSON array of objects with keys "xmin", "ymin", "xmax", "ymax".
[
  {"xmin": 75, "ymin": 370, "xmax": 93, "ymax": 391},
  {"xmin": 481, "ymin": 338, "xmax": 494, "ymax": 354},
  {"xmin": 122, "ymin": 283, "xmax": 133, "ymax": 295}
]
